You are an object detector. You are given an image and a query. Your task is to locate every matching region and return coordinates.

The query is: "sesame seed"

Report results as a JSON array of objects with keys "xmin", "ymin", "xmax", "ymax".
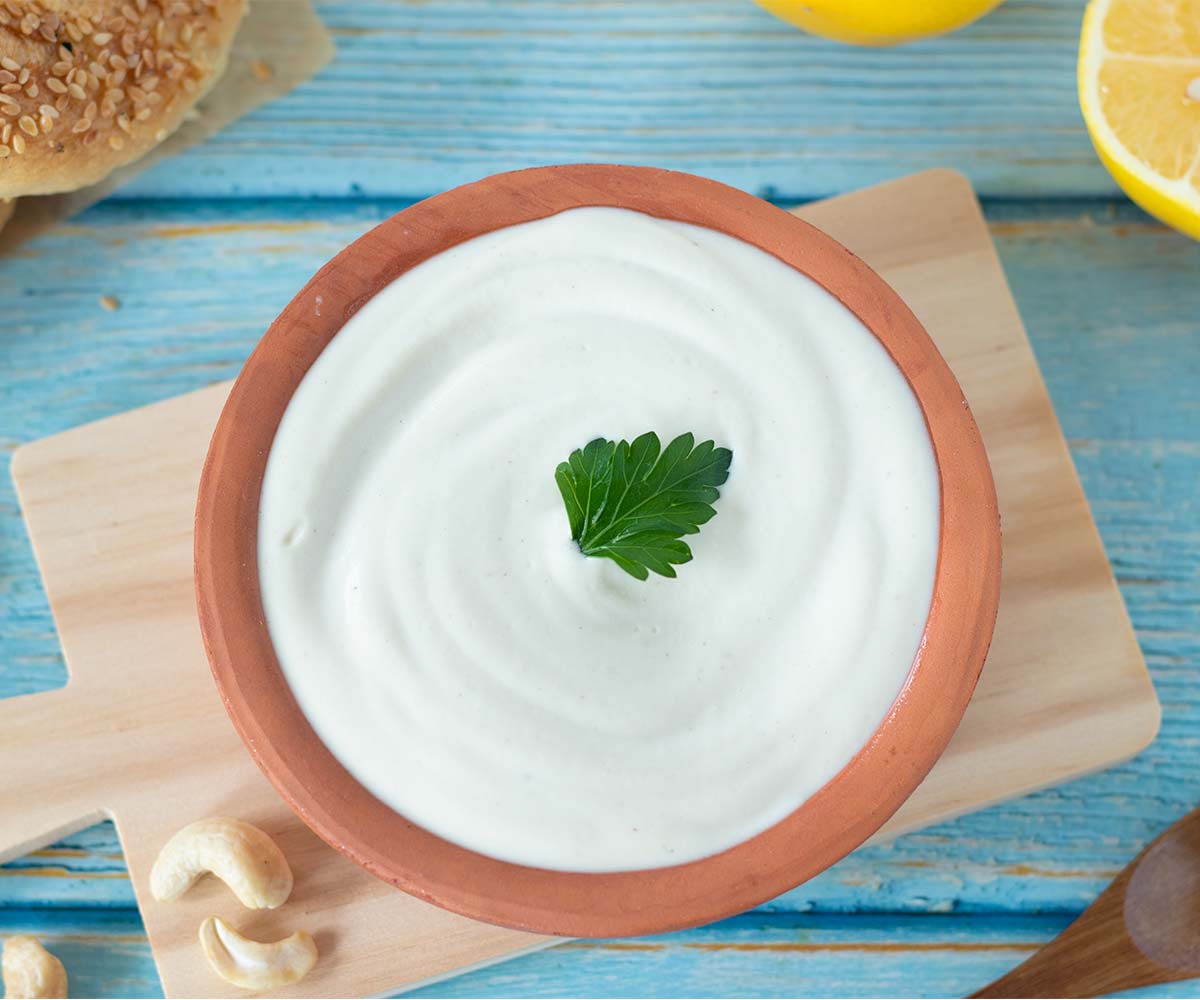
[
  {"xmin": 45, "ymin": 77, "xmax": 68, "ymax": 94},
  {"xmin": 108, "ymin": 133, "xmax": 124, "ymax": 150},
  {"xmin": 0, "ymin": 83, "xmax": 18, "ymax": 94},
  {"xmin": 18, "ymin": 115, "xmax": 37, "ymax": 137},
  {"xmin": 12, "ymin": 132, "xmax": 24, "ymax": 153},
  {"xmin": 17, "ymin": 66, "xmax": 28, "ymax": 84},
  {"xmin": 39, "ymin": 103, "xmax": 58, "ymax": 118},
  {"xmin": 93, "ymin": 31, "xmax": 113, "ymax": 44},
  {"xmin": 68, "ymin": 82, "xmax": 87, "ymax": 100},
  {"xmin": 0, "ymin": 58, "xmax": 16, "ymax": 73},
  {"xmin": 24, "ymin": 82, "xmax": 38, "ymax": 98},
  {"xmin": 72, "ymin": 118, "xmax": 92, "ymax": 133},
  {"xmin": 117, "ymin": 113, "xmax": 131, "ymax": 133}
]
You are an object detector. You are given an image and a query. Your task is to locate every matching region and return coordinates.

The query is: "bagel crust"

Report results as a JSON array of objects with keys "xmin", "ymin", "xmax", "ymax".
[{"xmin": 0, "ymin": 0, "xmax": 246, "ymax": 197}]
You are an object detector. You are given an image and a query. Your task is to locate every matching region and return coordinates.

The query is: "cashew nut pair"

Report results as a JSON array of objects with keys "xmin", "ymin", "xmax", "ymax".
[
  {"xmin": 2, "ymin": 936, "xmax": 67, "ymax": 1000},
  {"xmin": 151, "ymin": 817, "xmax": 317, "ymax": 989}
]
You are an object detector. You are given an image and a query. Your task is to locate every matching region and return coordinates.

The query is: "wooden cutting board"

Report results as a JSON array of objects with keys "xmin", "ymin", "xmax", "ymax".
[{"xmin": 2, "ymin": 170, "xmax": 1160, "ymax": 998}]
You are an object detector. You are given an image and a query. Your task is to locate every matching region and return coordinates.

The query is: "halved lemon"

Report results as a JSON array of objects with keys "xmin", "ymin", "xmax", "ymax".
[{"xmin": 1079, "ymin": 0, "xmax": 1200, "ymax": 240}]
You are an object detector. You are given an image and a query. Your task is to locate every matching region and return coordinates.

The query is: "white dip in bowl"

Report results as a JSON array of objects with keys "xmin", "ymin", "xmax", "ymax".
[{"xmin": 258, "ymin": 206, "xmax": 940, "ymax": 873}]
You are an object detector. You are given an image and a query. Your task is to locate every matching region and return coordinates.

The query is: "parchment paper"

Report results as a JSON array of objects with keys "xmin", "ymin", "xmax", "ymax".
[{"xmin": 0, "ymin": 0, "xmax": 334, "ymax": 254}]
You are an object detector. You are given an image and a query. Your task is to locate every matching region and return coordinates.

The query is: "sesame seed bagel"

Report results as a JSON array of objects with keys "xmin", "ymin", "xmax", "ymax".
[{"xmin": 0, "ymin": 0, "xmax": 246, "ymax": 197}]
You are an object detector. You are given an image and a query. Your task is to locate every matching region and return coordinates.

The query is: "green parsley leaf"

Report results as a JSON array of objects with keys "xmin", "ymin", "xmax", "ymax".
[{"xmin": 554, "ymin": 431, "xmax": 733, "ymax": 581}]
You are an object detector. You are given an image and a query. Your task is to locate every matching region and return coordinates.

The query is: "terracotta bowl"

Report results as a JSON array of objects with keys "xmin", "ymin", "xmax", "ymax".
[{"xmin": 194, "ymin": 163, "xmax": 1001, "ymax": 939}]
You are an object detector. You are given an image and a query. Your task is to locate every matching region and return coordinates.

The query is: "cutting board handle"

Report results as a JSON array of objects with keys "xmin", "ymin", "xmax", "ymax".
[{"xmin": 0, "ymin": 686, "xmax": 109, "ymax": 864}]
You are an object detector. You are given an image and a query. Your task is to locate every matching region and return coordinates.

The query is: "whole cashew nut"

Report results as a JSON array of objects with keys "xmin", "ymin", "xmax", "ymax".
[
  {"xmin": 199, "ymin": 917, "xmax": 318, "ymax": 990},
  {"xmin": 2, "ymin": 936, "xmax": 67, "ymax": 1000},
  {"xmin": 150, "ymin": 817, "xmax": 293, "ymax": 909}
]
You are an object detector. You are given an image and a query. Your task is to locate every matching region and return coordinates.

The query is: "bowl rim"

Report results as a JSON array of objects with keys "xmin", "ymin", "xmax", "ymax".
[{"xmin": 194, "ymin": 163, "xmax": 1001, "ymax": 938}]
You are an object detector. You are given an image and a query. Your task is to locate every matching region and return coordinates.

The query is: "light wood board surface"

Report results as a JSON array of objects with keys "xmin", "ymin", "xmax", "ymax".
[{"xmin": 3, "ymin": 170, "xmax": 1159, "ymax": 998}]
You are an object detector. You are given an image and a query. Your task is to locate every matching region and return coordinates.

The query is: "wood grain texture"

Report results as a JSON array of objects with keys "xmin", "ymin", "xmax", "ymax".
[
  {"xmin": 100, "ymin": 0, "xmax": 1115, "ymax": 202},
  {"xmin": 0, "ymin": 175, "xmax": 1171, "ymax": 993},
  {"xmin": 0, "ymin": 1, "xmax": 1197, "ymax": 994},
  {"xmin": 1, "ymin": 200, "xmax": 1197, "ymax": 917},
  {"xmin": 1, "ymin": 201, "xmax": 1197, "ymax": 998}
]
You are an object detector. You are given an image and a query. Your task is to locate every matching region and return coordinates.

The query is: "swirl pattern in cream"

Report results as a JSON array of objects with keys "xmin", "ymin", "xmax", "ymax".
[{"xmin": 258, "ymin": 207, "xmax": 940, "ymax": 872}]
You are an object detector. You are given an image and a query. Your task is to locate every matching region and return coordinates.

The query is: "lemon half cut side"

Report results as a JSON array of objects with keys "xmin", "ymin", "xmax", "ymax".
[{"xmin": 1079, "ymin": 0, "xmax": 1200, "ymax": 240}]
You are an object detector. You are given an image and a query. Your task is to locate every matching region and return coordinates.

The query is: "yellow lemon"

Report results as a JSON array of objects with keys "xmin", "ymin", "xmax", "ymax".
[
  {"xmin": 755, "ymin": 0, "xmax": 1006, "ymax": 46},
  {"xmin": 1078, "ymin": 0, "xmax": 1200, "ymax": 240}
]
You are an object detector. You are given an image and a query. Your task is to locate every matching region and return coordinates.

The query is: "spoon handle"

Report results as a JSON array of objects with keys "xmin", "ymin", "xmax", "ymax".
[
  {"xmin": 971, "ymin": 939, "xmax": 1175, "ymax": 998},
  {"xmin": 970, "ymin": 874, "xmax": 1186, "ymax": 998}
]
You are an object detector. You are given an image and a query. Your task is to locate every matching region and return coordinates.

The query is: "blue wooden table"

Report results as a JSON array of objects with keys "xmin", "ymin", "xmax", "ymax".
[{"xmin": 2, "ymin": 1, "xmax": 1198, "ymax": 996}]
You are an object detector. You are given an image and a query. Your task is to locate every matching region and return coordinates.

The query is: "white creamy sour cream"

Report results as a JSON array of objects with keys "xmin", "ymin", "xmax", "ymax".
[{"xmin": 258, "ymin": 207, "xmax": 940, "ymax": 873}]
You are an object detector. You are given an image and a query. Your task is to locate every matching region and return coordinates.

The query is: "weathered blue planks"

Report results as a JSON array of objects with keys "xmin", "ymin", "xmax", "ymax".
[
  {"xmin": 1, "ymin": 200, "xmax": 1197, "ymax": 997},
  {"xmin": 4, "ymin": 907, "xmax": 1200, "ymax": 998},
  {"xmin": 104, "ymin": 0, "xmax": 1115, "ymax": 202},
  {"xmin": 3, "ymin": 2, "xmax": 1199, "ymax": 995}
]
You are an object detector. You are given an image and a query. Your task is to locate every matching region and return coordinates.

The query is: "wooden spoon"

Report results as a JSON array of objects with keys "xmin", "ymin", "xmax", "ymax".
[{"xmin": 972, "ymin": 807, "xmax": 1200, "ymax": 997}]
